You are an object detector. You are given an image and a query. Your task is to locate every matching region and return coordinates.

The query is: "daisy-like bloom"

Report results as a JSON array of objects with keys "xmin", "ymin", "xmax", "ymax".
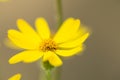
[
  {"xmin": 8, "ymin": 73, "xmax": 21, "ymax": 80},
  {"xmin": 8, "ymin": 17, "xmax": 90, "ymax": 67}
]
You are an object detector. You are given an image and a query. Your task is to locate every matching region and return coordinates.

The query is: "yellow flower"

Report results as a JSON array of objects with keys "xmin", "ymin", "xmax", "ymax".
[
  {"xmin": 0, "ymin": 0, "xmax": 8, "ymax": 2},
  {"xmin": 8, "ymin": 73, "xmax": 21, "ymax": 80},
  {"xmin": 8, "ymin": 17, "xmax": 90, "ymax": 67}
]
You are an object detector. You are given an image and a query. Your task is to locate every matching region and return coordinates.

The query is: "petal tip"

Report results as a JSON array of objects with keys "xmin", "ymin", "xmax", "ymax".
[
  {"xmin": 8, "ymin": 56, "xmax": 21, "ymax": 64},
  {"xmin": 8, "ymin": 59, "xmax": 16, "ymax": 64},
  {"xmin": 8, "ymin": 73, "xmax": 22, "ymax": 80},
  {"xmin": 36, "ymin": 17, "xmax": 45, "ymax": 21},
  {"xmin": 54, "ymin": 61, "xmax": 63, "ymax": 67},
  {"xmin": 17, "ymin": 19, "xmax": 24, "ymax": 22}
]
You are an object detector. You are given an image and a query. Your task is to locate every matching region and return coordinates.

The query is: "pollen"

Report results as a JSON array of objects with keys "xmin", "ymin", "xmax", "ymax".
[{"xmin": 40, "ymin": 39, "xmax": 58, "ymax": 52}]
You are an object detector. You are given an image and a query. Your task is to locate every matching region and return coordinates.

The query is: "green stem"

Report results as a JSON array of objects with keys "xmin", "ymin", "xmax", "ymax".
[
  {"xmin": 45, "ymin": 70, "xmax": 52, "ymax": 80},
  {"xmin": 39, "ymin": 0, "xmax": 63, "ymax": 80},
  {"xmin": 39, "ymin": 61, "xmax": 54, "ymax": 80},
  {"xmin": 54, "ymin": 0, "xmax": 63, "ymax": 80},
  {"xmin": 56, "ymin": 0, "xmax": 63, "ymax": 28}
]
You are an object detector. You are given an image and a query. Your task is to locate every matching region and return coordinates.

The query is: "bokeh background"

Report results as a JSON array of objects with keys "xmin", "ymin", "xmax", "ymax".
[{"xmin": 0, "ymin": 0, "xmax": 120, "ymax": 80}]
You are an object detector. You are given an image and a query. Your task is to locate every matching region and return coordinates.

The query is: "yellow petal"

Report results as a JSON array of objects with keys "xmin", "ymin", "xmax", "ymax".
[
  {"xmin": 48, "ymin": 53, "xmax": 62, "ymax": 67},
  {"xmin": 56, "ymin": 46, "xmax": 83, "ymax": 57},
  {"xmin": 4, "ymin": 38, "xmax": 22, "ymax": 49},
  {"xmin": 9, "ymin": 50, "xmax": 43, "ymax": 64},
  {"xmin": 8, "ymin": 30, "xmax": 40, "ymax": 49},
  {"xmin": 53, "ymin": 18, "xmax": 80, "ymax": 43},
  {"xmin": 42, "ymin": 51, "xmax": 53, "ymax": 62},
  {"xmin": 59, "ymin": 32, "xmax": 90, "ymax": 48},
  {"xmin": 17, "ymin": 19, "xmax": 41, "ymax": 41},
  {"xmin": 8, "ymin": 73, "xmax": 21, "ymax": 80},
  {"xmin": 35, "ymin": 18, "xmax": 50, "ymax": 39}
]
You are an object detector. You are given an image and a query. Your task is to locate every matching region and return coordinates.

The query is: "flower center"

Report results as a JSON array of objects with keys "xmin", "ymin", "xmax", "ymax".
[{"xmin": 40, "ymin": 39, "xmax": 58, "ymax": 52}]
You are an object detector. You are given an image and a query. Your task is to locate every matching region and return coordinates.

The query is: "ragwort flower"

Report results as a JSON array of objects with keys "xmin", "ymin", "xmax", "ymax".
[
  {"xmin": 8, "ymin": 73, "xmax": 21, "ymax": 80},
  {"xmin": 8, "ymin": 17, "xmax": 90, "ymax": 67}
]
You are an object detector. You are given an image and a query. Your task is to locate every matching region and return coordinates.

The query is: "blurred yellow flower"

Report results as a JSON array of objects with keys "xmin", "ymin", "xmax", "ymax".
[
  {"xmin": 8, "ymin": 73, "xmax": 21, "ymax": 80},
  {"xmin": 0, "ymin": 0, "xmax": 8, "ymax": 2},
  {"xmin": 8, "ymin": 17, "xmax": 90, "ymax": 67}
]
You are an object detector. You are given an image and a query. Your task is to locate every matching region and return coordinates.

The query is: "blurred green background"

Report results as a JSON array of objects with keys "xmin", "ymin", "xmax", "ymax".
[{"xmin": 0, "ymin": 0, "xmax": 120, "ymax": 80}]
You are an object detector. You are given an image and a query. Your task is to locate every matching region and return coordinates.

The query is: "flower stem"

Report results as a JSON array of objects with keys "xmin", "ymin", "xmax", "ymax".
[
  {"xmin": 56, "ymin": 0, "xmax": 63, "ymax": 28},
  {"xmin": 54, "ymin": 0, "xmax": 63, "ymax": 80},
  {"xmin": 45, "ymin": 70, "xmax": 52, "ymax": 80},
  {"xmin": 39, "ymin": 0, "xmax": 63, "ymax": 80}
]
